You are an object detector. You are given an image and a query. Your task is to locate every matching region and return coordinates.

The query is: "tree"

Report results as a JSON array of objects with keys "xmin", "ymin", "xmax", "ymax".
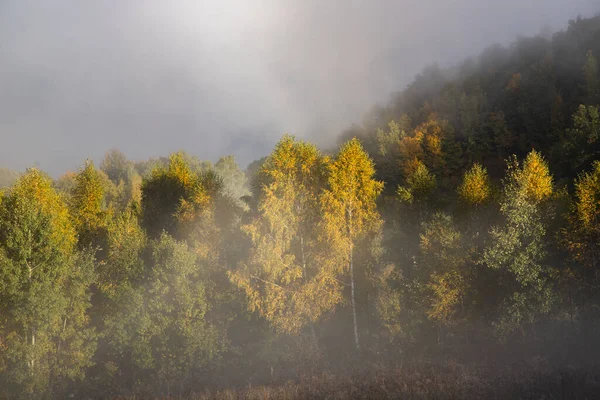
[
  {"xmin": 458, "ymin": 163, "xmax": 491, "ymax": 208},
  {"xmin": 0, "ymin": 169, "xmax": 96, "ymax": 396},
  {"xmin": 100, "ymin": 148, "xmax": 132, "ymax": 185},
  {"xmin": 562, "ymin": 161, "xmax": 600, "ymax": 329},
  {"xmin": 376, "ymin": 117, "xmax": 411, "ymax": 157},
  {"xmin": 482, "ymin": 151, "xmax": 554, "ymax": 337},
  {"xmin": 320, "ymin": 138, "xmax": 384, "ymax": 349},
  {"xmin": 104, "ymin": 233, "xmax": 220, "ymax": 395},
  {"xmin": 563, "ymin": 105, "xmax": 600, "ymax": 176},
  {"xmin": 397, "ymin": 161, "xmax": 436, "ymax": 207},
  {"xmin": 100, "ymin": 149, "xmax": 142, "ymax": 209},
  {"xmin": 583, "ymin": 50, "xmax": 599, "ymax": 99},
  {"xmin": 53, "ymin": 171, "xmax": 77, "ymax": 194},
  {"xmin": 420, "ymin": 213, "xmax": 474, "ymax": 340},
  {"xmin": 214, "ymin": 155, "xmax": 250, "ymax": 207},
  {"xmin": 70, "ymin": 161, "xmax": 109, "ymax": 250},
  {"xmin": 230, "ymin": 136, "xmax": 339, "ymax": 336},
  {"xmin": 97, "ymin": 203, "xmax": 146, "ymax": 300},
  {"xmin": 141, "ymin": 153, "xmax": 208, "ymax": 239}
]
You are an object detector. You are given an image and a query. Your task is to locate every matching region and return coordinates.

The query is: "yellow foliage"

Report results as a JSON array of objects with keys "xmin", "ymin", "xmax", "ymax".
[
  {"xmin": 574, "ymin": 161, "xmax": 600, "ymax": 229},
  {"xmin": 517, "ymin": 150, "xmax": 553, "ymax": 203},
  {"xmin": 458, "ymin": 163, "xmax": 491, "ymax": 206},
  {"xmin": 230, "ymin": 136, "xmax": 340, "ymax": 334},
  {"xmin": 427, "ymin": 272, "xmax": 463, "ymax": 325},
  {"xmin": 4, "ymin": 168, "xmax": 76, "ymax": 256}
]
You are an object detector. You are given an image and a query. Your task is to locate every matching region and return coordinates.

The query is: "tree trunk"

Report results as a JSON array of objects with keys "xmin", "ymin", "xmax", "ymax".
[
  {"xmin": 30, "ymin": 330, "xmax": 36, "ymax": 372},
  {"xmin": 310, "ymin": 323, "xmax": 320, "ymax": 352},
  {"xmin": 350, "ymin": 245, "xmax": 360, "ymax": 350},
  {"xmin": 300, "ymin": 236, "xmax": 307, "ymax": 278}
]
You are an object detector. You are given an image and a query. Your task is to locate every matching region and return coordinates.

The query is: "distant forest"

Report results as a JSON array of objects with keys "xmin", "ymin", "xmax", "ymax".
[{"xmin": 1, "ymin": 14, "xmax": 600, "ymax": 398}]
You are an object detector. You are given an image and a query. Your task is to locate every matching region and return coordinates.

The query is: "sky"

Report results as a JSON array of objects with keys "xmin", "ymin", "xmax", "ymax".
[{"xmin": 1, "ymin": 0, "xmax": 599, "ymax": 176}]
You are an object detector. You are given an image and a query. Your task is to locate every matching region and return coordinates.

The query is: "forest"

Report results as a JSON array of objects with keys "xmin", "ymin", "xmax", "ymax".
[{"xmin": 2, "ymin": 14, "xmax": 600, "ymax": 399}]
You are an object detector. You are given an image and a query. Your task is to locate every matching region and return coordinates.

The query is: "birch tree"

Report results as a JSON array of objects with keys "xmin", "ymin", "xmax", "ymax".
[
  {"xmin": 320, "ymin": 138, "xmax": 383, "ymax": 349},
  {"xmin": 230, "ymin": 136, "xmax": 341, "ymax": 336},
  {"xmin": 0, "ymin": 169, "xmax": 96, "ymax": 396}
]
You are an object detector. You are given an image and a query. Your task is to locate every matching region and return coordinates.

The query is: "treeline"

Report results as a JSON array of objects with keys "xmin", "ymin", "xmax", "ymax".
[{"xmin": 1, "ymin": 14, "xmax": 600, "ymax": 399}]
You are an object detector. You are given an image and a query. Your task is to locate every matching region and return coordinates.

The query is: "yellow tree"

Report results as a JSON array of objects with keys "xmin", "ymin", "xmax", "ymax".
[
  {"xmin": 458, "ymin": 163, "xmax": 491, "ymax": 208},
  {"xmin": 230, "ymin": 136, "xmax": 340, "ymax": 336},
  {"xmin": 563, "ymin": 161, "xmax": 600, "ymax": 321},
  {"xmin": 70, "ymin": 160, "xmax": 109, "ymax": 250},
  {"xmin": 458, "ymin": 163, "xmax": 493, "ymax": 241},
  {"xmin": 420, "ymin": 213, "xmax": 474, "ymax": 342},
  {"xmin": 321, "ymin": 138, "xmax": 383, "ymax": 349}
]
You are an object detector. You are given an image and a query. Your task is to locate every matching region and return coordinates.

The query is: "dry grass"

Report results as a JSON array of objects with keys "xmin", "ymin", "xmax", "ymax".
[{"xmin": 120, "ymin": 363, "xmax": 600, "ymax": 399}]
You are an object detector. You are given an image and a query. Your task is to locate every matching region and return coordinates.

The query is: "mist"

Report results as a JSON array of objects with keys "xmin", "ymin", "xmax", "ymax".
[
  {"xmin": 0, "ymin": 0, "xmax": 598, "ymax": 175},
  {"xmin": 4, "ymin": 5, "xmax": 600, "ymax": 397}
]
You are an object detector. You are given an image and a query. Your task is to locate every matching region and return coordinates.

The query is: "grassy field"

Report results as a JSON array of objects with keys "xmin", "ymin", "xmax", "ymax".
[{"xmin": 111, "ymin": 362, "xmax": 600, "ymax": 399}]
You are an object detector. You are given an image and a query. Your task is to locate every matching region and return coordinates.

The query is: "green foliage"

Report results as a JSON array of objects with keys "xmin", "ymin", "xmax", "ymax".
[
  {"xmin": 397, "ymin": 161, "xmax": 436, "ymax": 205},
  {"xmin": 3, "ymin": 13, "xmax": 600, "ymax": 397},
  {"xmin": 98, "ymin": 204, "xmax": 147, "ymax": 300},
  {"xmin": 583, "ymin": 50, "xmax": 599, "ymax": 98},
  {"xmin": 141, "ymin": 152, "xmax": 208, "ymax": 239},
  {"xmin": 420, "ymin": 213, "xmax": 473, "ymax": 328},
  {"xmin": 100, "ymin": 148, "xmax": 142, "ymax": 209},
  {"xmin": 563, "ymin": 105, "xmax": 600, "ymax": 175},
  {"xmin": 214, "ymin": 155, "xmax": 250, "ymax": 206},
  {"xmin": 100, "ymin": 148, "xmax": 132, "ymax": 185},
  {"xmin": 71, "ymin": 160, "xmax": 109, "ymax": 249},
  {"xmin": 0, "ymin": 169, "xmax": 96, "ymax": 396},
  {"xmin": 103, "ymin": 233, "xmax": 220, "ymax": 393},
  {"xmin": 482, "ymin": 152, "xmax": 554, "ymax": 338}
]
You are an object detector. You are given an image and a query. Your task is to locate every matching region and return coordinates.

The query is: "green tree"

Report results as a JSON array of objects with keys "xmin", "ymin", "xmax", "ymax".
[
  {"xmin": 0, "ymin": 169, "xmax": 96, "ymax": 396},
  {"xmin": 98, "ymin": 203, "xmax": 146, "ymax": 300},
  {"xmin": 420, "ymin": 213, "xmax": 474, "ymax": 340},
  {"xmin": 141, "ymin": 153, "xmax": 208, "ymax": 239},
  {"xmin": 397, "ymin": 161, "xmax": 436, "ymax": 207},
  {"xmin": 71, "ymin": 161, "xmax": 109, "ymax": 250},
  {"xmin": 583, "ymin": 50, "xmax": 599, "ymax": 99},
  {"xmin": 100, "ymin": 149, "xmax": 142, "ymax": 209},
  {"xmin": 104, "ymin": 233, "xmax": 220, "ymax": 395},
  {"xmin": 214, "ymin": 155, "xmax": 250, "ymax": 207},
  {"xmin": 563, "ymin": 105, "xmax": 600, "ymax": 175},
  {"xmin": 100, "ymin": 148, "xmax": 132, "ymax": 185},
  {"xmin": 483, "ymin": 151, "xmax": 554, "ymax": 338},
  {"xmin": 562, "ymin": 161, "xmax": 600, "ymax": 329}
]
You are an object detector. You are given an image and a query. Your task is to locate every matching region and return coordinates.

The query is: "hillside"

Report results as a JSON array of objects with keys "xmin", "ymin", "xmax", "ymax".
[{"xmin": 1, "ymin": 14, "xmax": 600, "ymax": 399}]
